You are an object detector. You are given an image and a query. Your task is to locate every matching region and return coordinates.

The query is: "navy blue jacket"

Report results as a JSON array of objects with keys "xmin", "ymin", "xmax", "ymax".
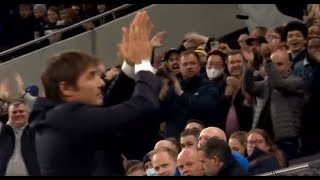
[
  {"xmin": 0, "ymin": 124, "xmax": 40, "ymax": 176},
  {"xmin": 103, "ymin": 72, "xmax": 163, "ymax": 160},
  {"xmin": 161, "ymin": 76, "xmax": 222, "ymax": 138},
  {"xmin": 248, "ymin": 148, "xmax": 282, "ymax": 175},
  {"xmin": 29, "ymin": 71, "xmax": 161, "ymax": 176}
]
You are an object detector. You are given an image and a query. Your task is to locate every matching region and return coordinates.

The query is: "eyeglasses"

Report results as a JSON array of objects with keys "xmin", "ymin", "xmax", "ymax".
[{"xmin": 247, "ymin": 139, "xmax": 264, "ymax": 146}]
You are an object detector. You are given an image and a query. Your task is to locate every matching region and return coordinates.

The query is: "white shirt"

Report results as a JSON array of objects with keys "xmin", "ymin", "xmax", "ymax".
[{"xmin": 5, "ymin": 125, "xmax": 29, "ymax": 176}]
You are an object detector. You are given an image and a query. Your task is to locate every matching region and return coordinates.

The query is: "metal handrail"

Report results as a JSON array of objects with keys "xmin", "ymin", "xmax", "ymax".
[
  {"xmin": 257, "ymin": 159, "xmax": 320, "ymax": 176},
  {"xmin": 0, "ymin": 4, "xmax": 134, "ymax": 58}
]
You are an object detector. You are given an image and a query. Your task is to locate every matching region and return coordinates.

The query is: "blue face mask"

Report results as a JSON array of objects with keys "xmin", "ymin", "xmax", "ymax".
[{"xmin": 146, "ymin": 168, "xmax": 157, "ymax": 176}]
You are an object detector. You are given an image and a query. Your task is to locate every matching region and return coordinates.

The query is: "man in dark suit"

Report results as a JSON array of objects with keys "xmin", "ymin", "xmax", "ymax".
[
  {"xmin": 29, "ymin": 11, "xmax": 162, "ymax": 176},
  {"xmin": 199, "ymin": 137, "xmax": 252, "ymax": 176}
]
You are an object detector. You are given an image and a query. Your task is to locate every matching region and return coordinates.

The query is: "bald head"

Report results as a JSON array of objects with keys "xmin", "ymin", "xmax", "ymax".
[
  {"xmin": 270, "ymin": 50, "xmax": 291, "ymax": 77},
  {"xmin": 198, "ymin": 127, "xmax": 226, "ymax": 148},
  {"xmin": 178, "ymin": 148, "xmax": 199, "ymax": 161},
  {"xmin": 177, "ymin": 148, "xmax": 204, "ymax": 176},
  {"xmin": 271, "ymin": 50, "xmax": 290, "ymax": 62}
]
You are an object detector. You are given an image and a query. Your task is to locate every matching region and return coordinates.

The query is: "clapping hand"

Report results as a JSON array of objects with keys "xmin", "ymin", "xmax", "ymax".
[
  {"xmin": 119, "ymin": 11, "xmax": 154, "ymax": 66},
  {"xmin": 150, "ymin": 31, "xmax": 168, "ymax": 48},
  {"xmin": 0, "ymin": 79, "xmax": 10, "ymax": 101},
  {"xmin": 15, "ymin": 73, "xmax": 25, "ymax": 96}
]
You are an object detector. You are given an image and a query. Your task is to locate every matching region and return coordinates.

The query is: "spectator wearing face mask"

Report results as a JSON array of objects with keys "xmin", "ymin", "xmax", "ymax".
[
  {"xmin": 205, "ymin": 50, "xmax": 227, "ymax": 96},
  {"xmin": 143, "ymin": 151, "xmax": 157, "ymax": 176}
]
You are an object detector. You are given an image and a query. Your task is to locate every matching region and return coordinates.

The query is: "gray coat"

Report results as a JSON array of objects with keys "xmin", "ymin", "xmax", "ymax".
[{"xmin": 243, "ymin": 61, "xmax": 304, "ymax": 141}]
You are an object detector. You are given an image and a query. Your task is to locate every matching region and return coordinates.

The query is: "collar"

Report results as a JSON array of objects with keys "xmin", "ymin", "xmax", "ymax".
[
  {"xmin": 303, "ymin": 58, "xmax": 310, "ymax": 66},
  {"xmin": 6, "ymin": 121, "xmax": 27, "ymax": 129},
  {"xmin": 217, "ymin": 155, "xmax": 238, "ymax": 175}
]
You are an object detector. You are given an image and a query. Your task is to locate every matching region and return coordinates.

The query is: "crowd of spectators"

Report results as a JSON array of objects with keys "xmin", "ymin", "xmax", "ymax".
[
  {"xmin": 0, "ymin": 3, "xmax": 149, "ymax": 62},
  {"xmin": 0, "ymin": 4, "xmax": 320, "ymax": 176}
]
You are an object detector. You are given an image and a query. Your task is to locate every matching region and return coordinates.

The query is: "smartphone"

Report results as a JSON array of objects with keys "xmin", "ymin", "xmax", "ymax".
[{"xmin": 210, "ymin": 40, "xmax": 220, "ymax": 49}]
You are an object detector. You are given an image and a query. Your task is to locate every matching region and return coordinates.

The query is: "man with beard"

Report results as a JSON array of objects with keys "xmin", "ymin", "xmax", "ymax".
[
  {"xmin": 161, "ymin": 50, "xmax": 221, "ymax": 138},
  {"xmin": 162, "ymin": 49, "xmax": 181, "ymax": 77}
]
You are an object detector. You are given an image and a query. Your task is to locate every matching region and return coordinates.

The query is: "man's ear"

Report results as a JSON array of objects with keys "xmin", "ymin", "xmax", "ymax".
[
  {"xmin": 211, "ymin": 156, "xmax": 220, "ymax": 166},
  {"xmin": 59, "ymin": 81, "xmax": 75, "ymax": 98}
]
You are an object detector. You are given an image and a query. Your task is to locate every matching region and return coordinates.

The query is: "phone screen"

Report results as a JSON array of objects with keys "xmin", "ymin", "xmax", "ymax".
[{"xmin": 210, "ymin": 41, "xmax": 219, "ymax": 49}]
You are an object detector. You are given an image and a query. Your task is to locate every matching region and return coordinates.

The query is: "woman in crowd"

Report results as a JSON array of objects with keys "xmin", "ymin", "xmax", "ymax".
[
  {"xmin": 228, "ymin": 131, "xmax": 248, "ymax": 157},
  {"xmin": 246, "ymin": 128, "xmax": 287, "ymax": 175}
]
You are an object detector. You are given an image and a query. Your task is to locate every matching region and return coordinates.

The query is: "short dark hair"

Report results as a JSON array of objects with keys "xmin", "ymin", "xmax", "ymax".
[
  {"xmin": 198, "ymin": 136, "xmax": 232, "ymax": 162},
  {"xmin": 180, "ymin": 128, "xmax": 200, "ymax": 138},
  {"xmin": 282, "ymin": 21, "xmax": 308, "ymax": 41},
  {"xmin": 8, "ymin": 99, "xmax": 27, "ymax": 110},
  {"xmin": 273, "ymin": 26, "xmax": 285, "ymax": 42},
  {"xmin": 165, "ymin": 137, "xmax": 181, "ymax": 153},
  {"xmin": 227, "ymin": 49, "xmax": 244, "ymax": 64},
  {"xmin": 207, "ymin": 50, "xmax": 227, "ymax": 64},
  {"xmin": 254, "ymin": 26, "xmax": 268, "ymax": 37},
  {"xmin": 186, "ymin": 119, "xmax": 205, "ymax": 129},
  {"xmin": 41, "ymin": 51, "xmax": 100, "ymax": 102},
  {"xmin": 181, "ymin": 49, "xmax": 201, "ymax": 64}
]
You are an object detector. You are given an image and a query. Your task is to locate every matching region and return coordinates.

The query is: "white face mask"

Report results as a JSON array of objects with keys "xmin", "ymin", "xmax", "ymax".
[
  {"xmin": 206, "ymin": 68, "xmax": 224, "ymax": 79},
  {"xmin": 146, "ymin": 168, "xmax": 158, "ymax": 176}
]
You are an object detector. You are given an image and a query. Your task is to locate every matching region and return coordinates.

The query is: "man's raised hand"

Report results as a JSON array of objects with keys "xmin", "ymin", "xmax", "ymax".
[{"xmin": 121, "ymin": 11, "xmax": 154, "ymax": 65}]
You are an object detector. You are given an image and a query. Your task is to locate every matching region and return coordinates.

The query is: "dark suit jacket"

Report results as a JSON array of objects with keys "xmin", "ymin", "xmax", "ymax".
[
  {"xmin": 103, "ymin": 72, "xmax": 163, "ymax": 160},
  {"xmin": 29, "ymin": 71, "xmax": 161, "ymax": 176}
]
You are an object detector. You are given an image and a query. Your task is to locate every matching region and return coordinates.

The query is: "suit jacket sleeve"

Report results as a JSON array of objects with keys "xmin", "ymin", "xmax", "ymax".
[
  {"xmin": 56, "ymin": 71, "xmax": 161, "ymax": 137},
  {"xmin": 103, "ymin": 72, "xmax": 135, "ymax": 107}
]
